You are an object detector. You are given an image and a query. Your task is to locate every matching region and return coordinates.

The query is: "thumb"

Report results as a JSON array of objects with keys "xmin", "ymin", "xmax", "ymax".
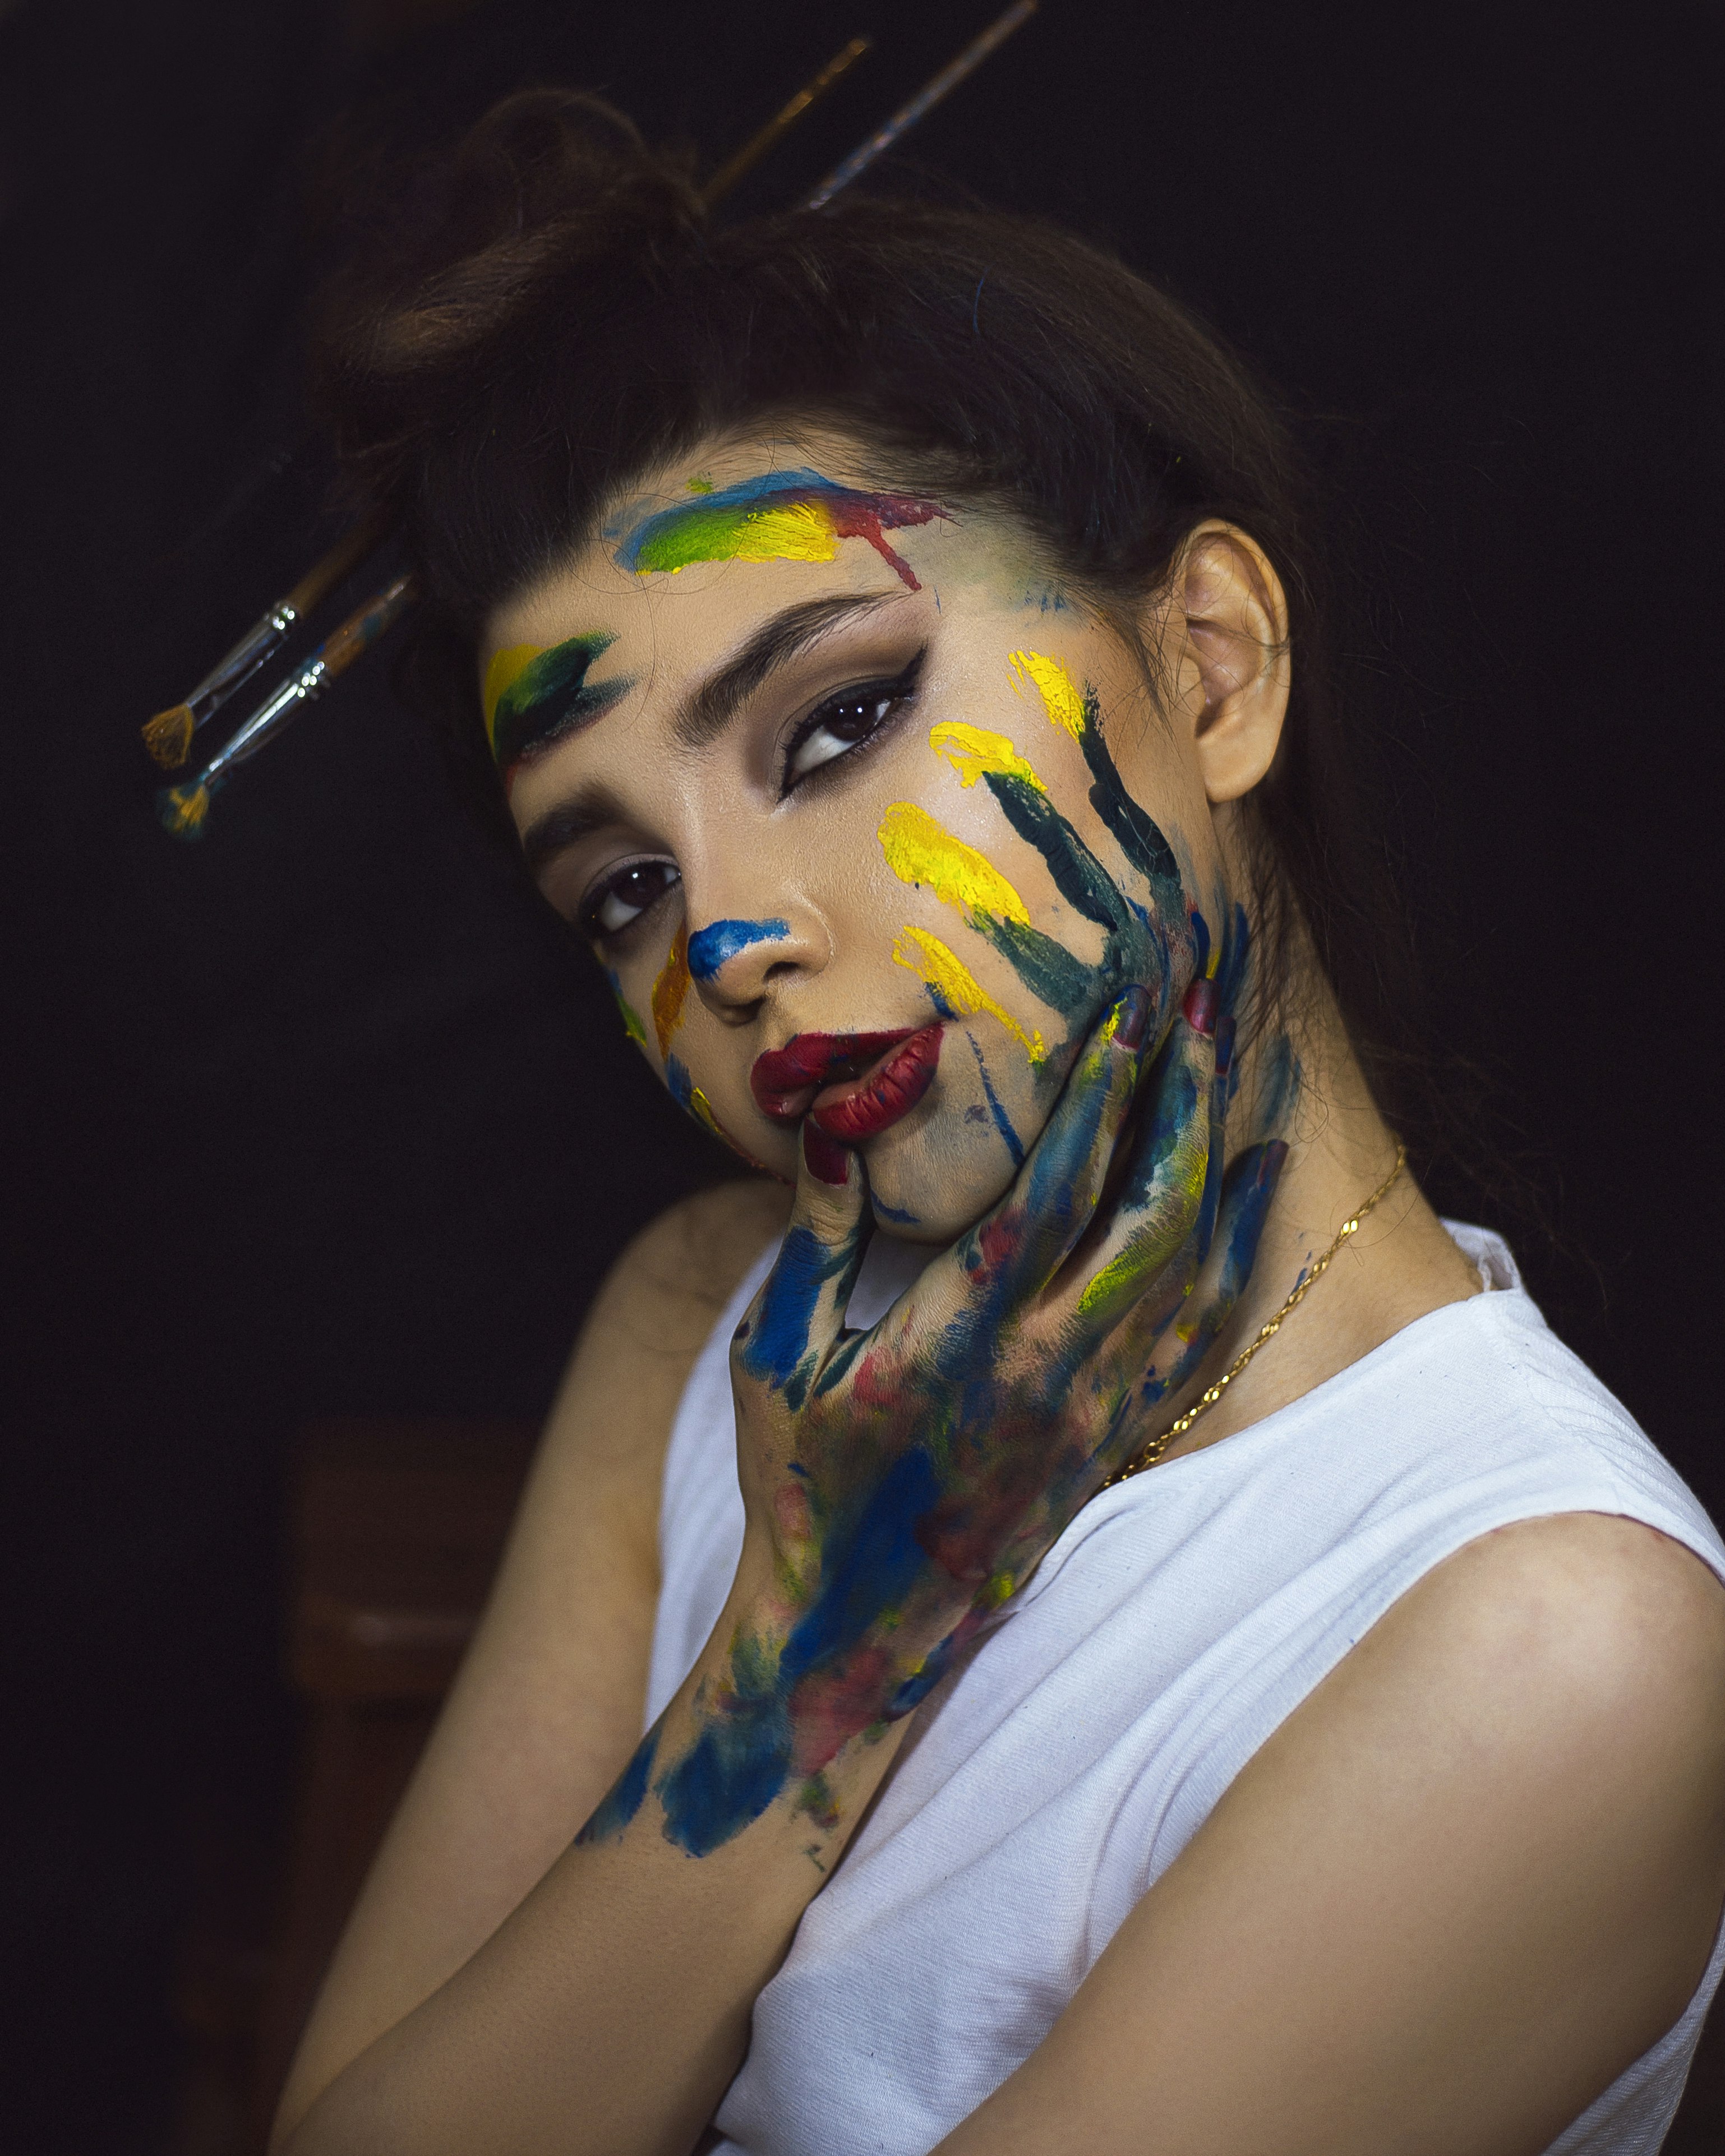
[{"xmin": 734, "ymin": 1123, "xmax": 873, "ymax": 1398}]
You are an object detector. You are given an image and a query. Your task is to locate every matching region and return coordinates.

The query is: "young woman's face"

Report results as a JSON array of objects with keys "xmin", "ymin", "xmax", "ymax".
[{"xmin": 485, "ymin": 436, "xmax": 1230, "ymax": 1242}]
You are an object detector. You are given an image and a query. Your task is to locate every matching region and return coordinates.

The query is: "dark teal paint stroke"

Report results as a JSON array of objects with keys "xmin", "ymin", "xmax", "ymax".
[
  {"xmin": 1076, "ymin": 684, "xmax": 1184, "ymax": 906},
  {"xmin": 491, "ymin": 633, "xmax": 631, "ymax": 770},
  {"xmin": 980, "ymin": 772, "xmax": 1133, "ymax": 934},
  {"xmin": 974, "ymin": 915, "xmax": 1094, "ymax": 1018}
]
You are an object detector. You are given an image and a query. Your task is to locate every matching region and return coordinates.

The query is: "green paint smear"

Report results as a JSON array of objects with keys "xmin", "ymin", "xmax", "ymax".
[{"xmin": 491, "ymin": 633, "xmax": 628, "ymax": 770}]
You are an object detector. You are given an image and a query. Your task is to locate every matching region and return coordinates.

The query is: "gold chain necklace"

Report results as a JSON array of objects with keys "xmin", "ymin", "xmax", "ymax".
[{"xmin": 1099, "ymin": 1144, "xmax": 1408, "ymax": 1492}]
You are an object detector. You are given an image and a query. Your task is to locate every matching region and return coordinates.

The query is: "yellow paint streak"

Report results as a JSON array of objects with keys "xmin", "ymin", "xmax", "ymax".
[
  {"xmin": 1009, "ymin": 648, "xmax": 1088, "ymax": 740},
  {"xmin": 666, "ymin": 499, "xmax": 839, "ymax": 573},
  {"xmin": 877, "ymin": 802, "xmax": 1030, "ymax": 925},
  {"xmin": 651, "ymin": 924, "xmax": 691, "ymax": 1058},
  {"xmin": 928, "ymin": 721, "xmax": 1047, "ymax": 793},
  {"xmin": 482, "ymin": 643, "xmax": 544, "ymax": 735},
  {"xmin": 892, "ymin": 926, "xmax": 1045, "ymax": 1063}
]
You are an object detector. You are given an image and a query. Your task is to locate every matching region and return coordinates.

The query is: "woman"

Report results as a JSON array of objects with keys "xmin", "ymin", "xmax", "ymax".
[{"xmin": 273, "ymin": 94, "xmax": 1725, "ymax": 2155}]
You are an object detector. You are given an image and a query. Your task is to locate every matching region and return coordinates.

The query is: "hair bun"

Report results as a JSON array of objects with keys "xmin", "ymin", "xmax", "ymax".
[{"xmin": 315, "ymin": 89, "xmax": 704, "ymax": 496}]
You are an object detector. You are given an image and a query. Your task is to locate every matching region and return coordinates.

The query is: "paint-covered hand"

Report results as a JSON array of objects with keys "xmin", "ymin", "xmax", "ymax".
[{"xmin": 682, "ymin": 984, "xmax": 1286, "ymax": 1853}]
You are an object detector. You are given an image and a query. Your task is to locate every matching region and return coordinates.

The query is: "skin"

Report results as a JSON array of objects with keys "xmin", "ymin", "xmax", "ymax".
[{"xmin": 274, "ymin": 432, "xmax": 1725, "ymax": 2156}]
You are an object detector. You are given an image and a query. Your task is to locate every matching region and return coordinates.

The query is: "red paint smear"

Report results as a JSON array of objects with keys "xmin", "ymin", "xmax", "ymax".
[
  {"xmin": 829, "ymin": 494, "xmax": 948, "ymax": 593},
  {"xmin": 788, "ymin": 1643, "xmax": 897, "ymax": 1775}
]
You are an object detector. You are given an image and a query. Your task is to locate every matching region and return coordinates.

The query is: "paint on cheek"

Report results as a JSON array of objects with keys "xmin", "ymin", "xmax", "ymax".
[
  {"xmin": 880, "ymin": 799, "xmax": 1092, "ymax": 1021},
  {"xmin": 963, "ymin": 1031, "xmax": 1025, "ymax": 1166},
  {"xmin": 877, "ymin": 802, "xmax": 1031, "ymax": 922},
  {"xmin": 892, "ymin": 925, "xmax": 1045, "ymax": 1063},
  {"xmin": 1011, "ymin": 648, "xmax": 1183, "ymax": 903},
  {"xmin": 606, "ymin": 968, "xmax": 649, "ymax": 1050},
  {"xmin": 929, "ymin": 720, "xmax": 1048, "ymax": 793},
  {"xmin": 687, "ymin": 917, "xmax": 790, "ymax": 984},
  {"xmin": 651, "ymin": 922, "xmax": 691, "ymax": 1056}
]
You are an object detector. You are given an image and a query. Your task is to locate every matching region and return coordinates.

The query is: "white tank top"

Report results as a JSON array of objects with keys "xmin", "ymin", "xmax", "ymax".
[{"xmin": 645, "ymin": 1226, "xmax": 1725, "ymax": 2156}]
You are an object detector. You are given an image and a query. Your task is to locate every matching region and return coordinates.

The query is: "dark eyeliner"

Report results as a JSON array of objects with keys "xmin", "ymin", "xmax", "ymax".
[{"xmin": 778, "ymin": 648, "xmax": 925, "ymax": 798}]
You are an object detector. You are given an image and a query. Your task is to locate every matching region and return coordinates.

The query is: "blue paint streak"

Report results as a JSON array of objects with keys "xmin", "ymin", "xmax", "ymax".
[
  {"xmin": 780, "ymin": 1446, "xmax": 943, "ymax": 1683},
  {"xmin": 656, "ymin": 1698, "xmax": 792, "ymax": 1856},
  {"xmin": 737, "ymin": 1225, "xmax": 831, "ymax": 1390},
  {"xmin": 686, "ymin": 917, "xmax": 790, "ymax": 983},
  {"xmin": 613, "ymin": 468, "xmax": 836, "ymax": 570},
  {"xmin": 575, "ymin": 1722, "xmax": 659, "ymax": 1845},
  {"xmin": 873, "ymin": 1199, "xmax": 921, "ymax": 1225},
  {"xmin": 966, "ymin": 1031, "xmax": 1024, "ymax": 1167},
  {"xmin": 664, "ymin": 1053, "xmax": 694, "ymax": 1109}
]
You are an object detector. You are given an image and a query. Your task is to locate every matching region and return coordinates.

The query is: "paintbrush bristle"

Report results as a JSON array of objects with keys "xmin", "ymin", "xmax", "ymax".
[
  {"xmin": 159, "ymin": 781, "xmax": 212, "ymax": 840},
  {"xmin": 142, "ymin": 704, "xmax": 196, "ymax": 770}
]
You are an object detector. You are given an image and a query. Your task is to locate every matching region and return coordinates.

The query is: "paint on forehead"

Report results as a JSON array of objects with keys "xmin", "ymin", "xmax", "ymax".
[
  {"xmin": 892, "ymin": 925, "xmax": 1045, "ymax": 1063},
  {"xmin": 651, "ymin": 922, "xmax": 691, "ymax": 1059},
  {"xmin": 483, "ymin": 633, "xmax": 633, "ymax": 777},
  {"xmin": 611, "ymin": 468, "xmax": 950, "ymax": 593},
  {"xmin": 687, "ymin": 917, "xmax": 790, "ymax": 984}
]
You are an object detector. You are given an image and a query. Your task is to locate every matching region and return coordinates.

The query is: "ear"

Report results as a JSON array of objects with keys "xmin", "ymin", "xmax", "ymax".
[{"xmin": 1168, "ymin": 522, "xmax": 1291, "ymax": 804}]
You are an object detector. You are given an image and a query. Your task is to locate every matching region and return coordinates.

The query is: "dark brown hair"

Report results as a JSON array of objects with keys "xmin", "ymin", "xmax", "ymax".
[{"xmin": 314, "ymin": 88, "xmax": 1423, "ymax": 1132}]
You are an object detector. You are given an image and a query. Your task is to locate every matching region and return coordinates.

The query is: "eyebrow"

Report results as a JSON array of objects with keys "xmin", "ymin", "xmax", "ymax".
[
  {"xmin": 673, "ymin": 590, "xmax": 909, "ymax": 751},
  {"xmin": 518, "ymin": 589, "xmax": 913, "ymax": 879}
]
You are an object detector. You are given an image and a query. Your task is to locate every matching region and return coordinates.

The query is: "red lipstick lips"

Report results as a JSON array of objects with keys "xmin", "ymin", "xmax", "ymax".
[{"xmin": 750, "ymin": 1026, "xmax": 944, "ymax": 1144}]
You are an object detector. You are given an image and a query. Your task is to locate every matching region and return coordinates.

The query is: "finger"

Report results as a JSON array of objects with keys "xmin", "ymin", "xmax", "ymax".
[
  {"xmin": 953, "ymin": 983, "xmax": 1155, "ymax": 1309},
  {"xmin": 1061, "ymin": 977, "xmax": 1221, "ymax": 1345},
  {"xmin": 732, "ymin": 1122, "xmax": 873, "ymax": 1407},
  {"xmin": 1116, "ymin": 1133, "xmax": 1289, "ymax": 1425}
]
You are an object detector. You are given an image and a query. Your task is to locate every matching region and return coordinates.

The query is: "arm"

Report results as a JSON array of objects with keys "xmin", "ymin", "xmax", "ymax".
[
  {"xmin": 940, "ymin": 1511, "xmax": 1725, "ymax": 2156},
  {"xmin": 272, "ymin": 1176, "xmax": 791, "ymax": 2148},
  {"xmin": 274, "ymin": 985, "xmax": 1269, "ymax": 2155}
]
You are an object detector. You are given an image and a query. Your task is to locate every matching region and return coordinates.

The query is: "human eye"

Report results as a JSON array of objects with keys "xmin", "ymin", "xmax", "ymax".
[
  {"xmin": 578, "ymin": 857, "xmax": 681, "ymax": 942},
  {"xmin": 780, "ymin": 652, "xmax": 923, "ymax": 794}
]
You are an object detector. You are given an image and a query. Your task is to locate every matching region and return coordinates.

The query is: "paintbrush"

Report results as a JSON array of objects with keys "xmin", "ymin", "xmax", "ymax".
[
  {"xmin": 160, "ymin": 573, "xmax": 416, "ymax": 838},
  {"xmin": 702, "ymin": 34, "xmax": 872, "ymax": 208},
  {"xmin": 802, "ymin": 0, "xmax": 1038, "ymax": 209},
  {"xmin": 150, "ymin": 10, "xmax": 1038, "ymax": 835},
  {"xmin": 142, "ymin": 508, "xmax": 390, "ymax": 770}
]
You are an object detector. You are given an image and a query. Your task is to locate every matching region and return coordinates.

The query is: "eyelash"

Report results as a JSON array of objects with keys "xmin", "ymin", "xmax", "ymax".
[
  {"xmin": 578, "ymin": 650, "xmax": 925, "ymax": 946},
  {"xmin": 777, "ymin": 651, "xmax": 924, "ymax": 798}
]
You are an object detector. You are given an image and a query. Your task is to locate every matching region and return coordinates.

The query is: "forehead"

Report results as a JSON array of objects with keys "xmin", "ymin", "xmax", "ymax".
[{"xmin": 483, "ymin": 434, "xmax": 1039, "ymax": 661}]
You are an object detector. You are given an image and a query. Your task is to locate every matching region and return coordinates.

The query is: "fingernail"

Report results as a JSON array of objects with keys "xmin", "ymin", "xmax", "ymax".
[
  {"xmin": 803, "ymin": 1121, "xmax": 851, "ymax": 1185},
  {"xmin": 1183, "ymin": 976, "xmax": 1219, "ymax": 1037},
  {"xmin": 1215, "ymin": 1013, "xmax": 1236, "ymax": 1076},
  {"xmin": 1113, "ymin": 984, "xmax": 1151, "ymax": 1053}
]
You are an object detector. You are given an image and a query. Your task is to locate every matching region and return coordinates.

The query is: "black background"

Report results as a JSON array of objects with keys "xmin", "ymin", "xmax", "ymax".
[{"xmin": 1, "ymin": 1, "xmax": 1717, "ymax": 2146}]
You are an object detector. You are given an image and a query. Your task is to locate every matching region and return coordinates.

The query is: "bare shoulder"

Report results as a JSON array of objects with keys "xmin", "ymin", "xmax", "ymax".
[
  {"xmin": 538, "ymin": 1176, "xmax": 792, "ymax": 1487},
  {"xmin": 954, "ymin": 1512, "xmax": 1725, "ymax": 2155},
  {"xmin": 1362, "ymin": 1511, "xmax": 1725, "ymax": 1747},
  {"xmin": 601, "ymin": 1176, "xmax": 794, "ymax": 1342}
]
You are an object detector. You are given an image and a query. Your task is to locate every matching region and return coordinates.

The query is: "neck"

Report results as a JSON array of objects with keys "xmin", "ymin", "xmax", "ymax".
[{"xmin": 1160, "ymin": 966, "xmax": 1483, "ymax": 1464}]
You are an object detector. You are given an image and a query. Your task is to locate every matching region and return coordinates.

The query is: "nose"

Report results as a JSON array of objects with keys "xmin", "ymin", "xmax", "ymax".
[{"xmin": 685, "ymin": 906, "xmax": 828, "ymax": 1017}]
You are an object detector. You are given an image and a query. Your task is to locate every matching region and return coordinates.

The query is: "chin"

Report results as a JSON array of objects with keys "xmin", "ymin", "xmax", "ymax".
[{"xmin": 857, "ymin": 1075, "xmax": 1033, "ymax": 1245}]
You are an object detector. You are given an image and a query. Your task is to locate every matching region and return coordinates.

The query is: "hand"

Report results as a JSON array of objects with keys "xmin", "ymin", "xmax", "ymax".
[{"xmin": 653, "ymin": 983, "xmax": 1286, "ymax": 1857}]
